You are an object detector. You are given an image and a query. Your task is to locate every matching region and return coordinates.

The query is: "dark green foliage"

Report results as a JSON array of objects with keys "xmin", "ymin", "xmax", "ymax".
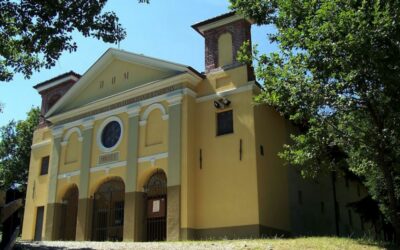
[
  {"xmin": 0, "ymin": 0, "xmax": 127, "ymax": 82},
  {"xmin": 230, "ymin": 0, "xmax": 400, "ymax": 240},
  {"xmin": 0, "ymin": 107, "xmax": 39, "ymax": 192}
]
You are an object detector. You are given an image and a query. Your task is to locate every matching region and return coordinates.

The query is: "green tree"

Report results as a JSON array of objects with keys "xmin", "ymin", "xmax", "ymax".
[
  {"xmin": 0, "ymin": 0, "xmax": 128, "ymax": 82},
  {"xmin": 230, "ymin": 0, "xmax": 400, "ymax": 241},
  {"xmin": 0, "ymin": 107, "xmax": 40, "ymax": 192}
]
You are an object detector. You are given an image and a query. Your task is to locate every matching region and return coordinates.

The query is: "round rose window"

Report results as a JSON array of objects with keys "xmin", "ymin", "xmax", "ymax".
[{"xmin": 101, "ymin": 121, "xmax": 121, "ymax": 149}]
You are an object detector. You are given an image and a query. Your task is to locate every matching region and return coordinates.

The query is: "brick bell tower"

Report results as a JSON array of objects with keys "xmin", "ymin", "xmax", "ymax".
[
  {"xmin": 33, "ymin": 71, "xmax": 80, "ymax": 127},
  {"xmin": 192, "ymin": 12, "xmax": 254, "ymax": 79}
]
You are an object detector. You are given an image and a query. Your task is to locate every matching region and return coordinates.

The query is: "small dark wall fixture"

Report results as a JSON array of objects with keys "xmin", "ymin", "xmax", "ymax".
[
  {"xmin": 213, "ymin": 98, "xmax": 231, "ymax": 109},
  {"xmin": 199, "ymin": 149, "xmax": 203, "ymax": 169}
]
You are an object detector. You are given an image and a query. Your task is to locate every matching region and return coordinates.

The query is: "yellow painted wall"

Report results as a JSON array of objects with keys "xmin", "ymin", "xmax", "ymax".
[
  {"xmin": 138, "ymin": 102, "xmax": 168, "ymax": 158},
  {"xmin": 196, "ymin": 65, "xmax": 249, "ymax": 97},
  {"xmin": 22, "ymin": 128, "xmax": 51, "ymax": 240},
  {"xmin": 193, "ymin": 90, "xmax": 260, "ymax": 228},
  {"xmin": 89, "ymin": 167, "xmax": 127, "ymax": 196},
  {"xmin": 253, "ymin": 102, "xmax": 291, "ymax": 231},
  {"xmin": 180, "ymin": 95, "xmax": 197, "ymax": 229},
  {"xmin": 59, "ymin": 129, "xmax": 82, "ymax": 174},
  {"xmin": 137, "ymin": 158, "xmax": 168, "ymax": 191},
  {"xmin": 56, "ymin": 176, "xmax": 80, "ymax": 203}
]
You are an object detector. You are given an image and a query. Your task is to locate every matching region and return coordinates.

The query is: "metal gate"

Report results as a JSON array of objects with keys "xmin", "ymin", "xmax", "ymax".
[
  {"xmin": 60, "ymin": 185, "xmax": 78, "ymax": 240},
  {"xmin": 144, "ymin": 170, "xmax": 167, "ymax": 241},
  {"xmin": 92, "ymin": 179, "xmax": 124, "ymax": 241}
]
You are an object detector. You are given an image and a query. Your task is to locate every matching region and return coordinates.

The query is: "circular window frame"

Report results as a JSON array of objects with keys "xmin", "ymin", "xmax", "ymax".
[{"xmin": 97, "ymin": 116, "xmax": 124, "ymax": 153}]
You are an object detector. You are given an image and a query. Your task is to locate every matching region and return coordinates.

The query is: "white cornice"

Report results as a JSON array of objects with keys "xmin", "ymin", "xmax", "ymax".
[
  {"xmin": 31, "ymin": 139, "xmax": 51, "ymax": 150},
  {"xmin": 82, "ymin": 117, "xmax": 95, "ymax": 130},
  {"xmin": 48, "ymin": 86, "xmax": 196, "ymax": 130},
  {"xmin": 111, "ymin": 48, "xmax": 190, "ymax": 72},
  {"xmin": 58, "ymin": 170, "xmax": 80, "ymax": 179},
  {"xmin": 138, "ymin": 152, "xmax": 168, "ymax": 164},
  {"xmin": 126, "ymin": 104, "xmax": 141, "ymax": 117},
  {"xmin": 196, "ymin": 14, "xmax": 251, "ymax": 35},
  {"xmin": 36, "ymin": 75, "xmax": 79, "ymax": 92},
  {"xmin": 167, "ymin": 94, "xmax": 183, "ymax": 106},
  {"xmin": 196, "ymin": 82, "xmax": 256, "ymax": 103},
  {"xmin": 90, "ymin": 160, "xmax": 127, "ymax": 173},
  {"xmin": 51, "ymin": 126, "xmax": 64, "ymax": 138}
]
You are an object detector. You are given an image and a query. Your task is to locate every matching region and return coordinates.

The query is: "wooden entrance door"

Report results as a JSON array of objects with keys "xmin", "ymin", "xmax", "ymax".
[{"xmin": 144, "ymin": 170, "xmax": 167, "ymax": 241}]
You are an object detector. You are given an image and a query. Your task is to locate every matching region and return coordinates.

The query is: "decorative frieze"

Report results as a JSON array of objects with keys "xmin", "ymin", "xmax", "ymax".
[{"xmin": 56, "ymin": 85, "xmax": 183, "ymax": 126}]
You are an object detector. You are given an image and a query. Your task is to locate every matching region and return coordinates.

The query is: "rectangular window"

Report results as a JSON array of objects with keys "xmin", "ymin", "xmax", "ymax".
[
  {"xmin": 260, "ymin": 145, "xmax": 264, "ymax": 156},
  {"xmin": 40, "ymin": 156, "xmax": 49, "ymax": 175},
  {"xmin": 216, "ymin": 110, "xmax": 233, "ymax": 136}
]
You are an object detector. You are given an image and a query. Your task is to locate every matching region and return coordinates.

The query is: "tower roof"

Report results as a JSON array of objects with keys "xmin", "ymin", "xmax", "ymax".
[
  {"xmin": 192, "ymin": 12, "xmax": 251, "ymax": 36},
  {"xmin": 33, "ymin": 71, "xmax": 81, "ymax": 92}
]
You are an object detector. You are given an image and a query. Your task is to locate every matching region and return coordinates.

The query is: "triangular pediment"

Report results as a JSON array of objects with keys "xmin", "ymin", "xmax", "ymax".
[{"xmin": 46, "ymin": 48, "xmax": 201, "ymax": 117}]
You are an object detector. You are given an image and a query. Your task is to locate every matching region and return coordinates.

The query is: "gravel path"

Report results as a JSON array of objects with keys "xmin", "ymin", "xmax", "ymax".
[{"xmin": 14, "ymin": 240, "xmax": 273, "ymax": 250}]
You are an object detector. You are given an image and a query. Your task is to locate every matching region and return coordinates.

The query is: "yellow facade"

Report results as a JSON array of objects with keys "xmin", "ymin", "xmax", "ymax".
[{"xmin": 22, "ymin": 12, "xmax": 367, "ymax": 242}]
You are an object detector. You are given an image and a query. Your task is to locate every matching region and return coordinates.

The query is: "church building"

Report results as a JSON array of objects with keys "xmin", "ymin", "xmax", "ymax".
[{"xmin": 22, "ymin": 12, "xmax": 366, "ymax": 242}]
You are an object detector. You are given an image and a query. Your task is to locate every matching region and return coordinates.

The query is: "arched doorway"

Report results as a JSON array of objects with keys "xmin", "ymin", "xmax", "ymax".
[
  {"xmin": 92, "ymin": 178, "xmax": 125, "ymax": 241},
  {"xmin": 144, "ymin": 169, "xmax": 167, "ymax": 241},
  {"xmin": 60, "ymin": 185, "xmax": 78, "ymax": 241}
]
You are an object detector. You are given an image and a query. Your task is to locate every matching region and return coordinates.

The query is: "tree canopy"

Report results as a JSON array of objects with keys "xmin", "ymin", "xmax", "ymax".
[
  {"xmin": 0, "ymin": 0, "xmax": 127, "ymax": 82},
  {"xmin": 230, "ymin": 0, "xmax": 400, "ymax": 241},
  {"xmin": 0, "ymin": 107, "xmax": 39, "ymax": 192}
]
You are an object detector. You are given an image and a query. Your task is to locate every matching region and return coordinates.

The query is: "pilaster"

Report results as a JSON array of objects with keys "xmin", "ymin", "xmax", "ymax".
[
  {"xmin": 166, "ymin": 94, "xmax": 182, "ymax": 241},
  {"xmin": 123, "ymin": 104, "xmax": 140, "ymax": 241},
  {"xmin": 44, "ymin": 127, "xmax": 63, "ymax": 240},
  {"xmin": 75, "ymin": 118, "xmax": 94, "ymax": 241}
]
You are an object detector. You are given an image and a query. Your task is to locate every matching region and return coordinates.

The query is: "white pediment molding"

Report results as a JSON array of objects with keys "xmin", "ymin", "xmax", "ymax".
[{"xmin": 46, "ymin": 48, "xmax": 202, "ymax": 118}]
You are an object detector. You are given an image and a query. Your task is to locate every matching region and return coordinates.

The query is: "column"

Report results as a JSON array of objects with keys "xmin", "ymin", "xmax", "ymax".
[
  {"xmin": 123, "ymin": 104, "xmax": 140, "ymax": 241},
  {"xmin": 166, "ymin": 94, "xmax": 183, "ymax": 241},
  {"xmin": 75, "ymin": 118, "xmax": 94, "ymax": 241},
  {"xmin": 44, "ymin": 126, "xmax": 63, "ymax": 240}
]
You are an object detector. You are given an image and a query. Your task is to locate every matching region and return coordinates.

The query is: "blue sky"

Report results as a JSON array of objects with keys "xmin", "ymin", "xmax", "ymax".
[{"xmin": 0, "ymin": 0, "xmax": 275, "ymax": 127}]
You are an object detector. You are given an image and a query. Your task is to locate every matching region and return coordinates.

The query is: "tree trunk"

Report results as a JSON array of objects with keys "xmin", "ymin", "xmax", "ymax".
[{"xmin": 380, "ymin": 160, "xmax": 400, "ymax": 244}]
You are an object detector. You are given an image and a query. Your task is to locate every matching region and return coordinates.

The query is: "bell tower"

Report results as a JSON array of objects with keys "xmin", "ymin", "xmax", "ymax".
[
  {"xmin": 192, "ymin": 12, "xmax": 253, "ymax": 78},
  {"xmin": 33, "ymin": 71, "xmax": 80, "ymax": 127}
]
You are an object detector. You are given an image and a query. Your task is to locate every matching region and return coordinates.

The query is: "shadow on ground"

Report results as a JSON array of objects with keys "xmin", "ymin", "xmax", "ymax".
[
  {"xmin": 356, "ymin": 239, "xmax": 397, "ymax": 250},
  {"xmin": 14, "ymin": 242, "xmax": 94, "ymax": 250}
]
